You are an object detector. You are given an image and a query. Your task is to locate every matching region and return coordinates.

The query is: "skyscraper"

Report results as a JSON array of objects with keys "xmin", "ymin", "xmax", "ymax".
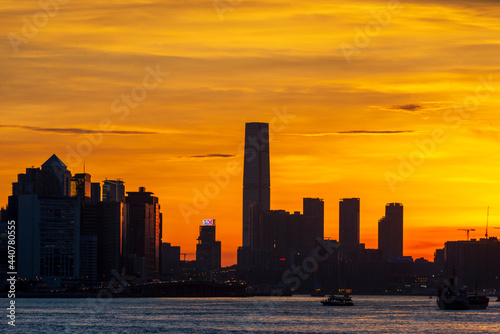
[
  {"xmin": 378, "ymin": 203, "xmax": 403, "ymax": 260},
  {"xmin": 71, "ymin": 173, "xmax": 91, "ymax": 202},
  {"xmin": 242, "ymin": 122, "xmax": 270, "ymax": 248},
  {"xmin": 12, "ymin": 155, "xmax": 80, "ymax": 287},
  {"xmin": 303, "ymin": 198, "xmax": 324, "ymax": 251},
  {"xmin": 339, "ymin": 198, "xmax": 360, "ymax": 247},
  {"xmin": 123, "ymin": 187, "xmax": 161, "ymax": 280}
]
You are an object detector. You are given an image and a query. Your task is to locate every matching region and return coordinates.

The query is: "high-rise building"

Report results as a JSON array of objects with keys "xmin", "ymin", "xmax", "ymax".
[
  {"xmin": 339, "ymin": 198, "xmax": 360, "ymax": 247},
  {"xmin": 444, "ymin": 237, "xmax": 500, "ymax": 290},
  {"xmin": 123, "ymin": 187, "xmax": 161, "ymax": 280},
  {"xmin": 378, "ymin": 203, "xmax": 403, "ymax": 260},
  {"xmin": 102, "ymin": 179, "xmax": 125, "ymax": 202},
  {"xmin": 18, "ymin": 194, "xmax": 80, "ymax": 286},
  {"xmin": 242, "ymin": 122, "xmax": 270, "ymax": 248},
  {"xmin": 196, "ymin": 220, "xmax": 221, "ymax": 270},
  {"xmin": 41, "ymin": 154, "xmax": 72, "ymax": 196},
  {"xmin": 97, "ymin": 201, "xmax": 124, "ymax": 280},
  {"xmin": 91, "ymin": 182, "xmax": 101, "ymax": 203},
  {"xmin": 303, "ymin": 198, "xmax": 324, "ymax": 252},
  {"xmin": 11, "ymin": 155, "xmax": 79, "ymax": 287},
  {"xmin": 12, "ymin": 154, "xmax": 71, "ymax": 197},
  {"xmin": 71, "ymin": 173, "xmax": 91, "ymax": 202}
]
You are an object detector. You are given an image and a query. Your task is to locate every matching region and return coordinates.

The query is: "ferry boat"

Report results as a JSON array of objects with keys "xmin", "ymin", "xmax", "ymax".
[
  {"xmin": 321, "ymin": 294, "xmax": 354, "ymax": 306},
  {"xmin": 437, "ymin": 276, "xmax": 489, "ymax": 310}
]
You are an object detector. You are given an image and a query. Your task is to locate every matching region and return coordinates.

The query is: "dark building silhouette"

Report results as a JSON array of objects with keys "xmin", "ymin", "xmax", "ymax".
[
  {"xmin": 71, "ymin": 173, "xmax": 91, "ymax": 202},
  {"xmin": 102, "ymin": 179, "xmax": 125, "ymax": 202},
  {"xmin": 303, "ymin": 198, "xmax": 324, "ymax": 252},
  {"xmin": 18, "ymin": 195, "xmax": 80, "ymax": 285},
  {"xmin": 97, "ymin": 201, "xmax": 124, "ymax": 280},
  {"xmin": 91, "ymin": 182, "xmax": 101, "ymax": 203},
  {"xmin": 162, "ymin": 243, "xmax": 181, "ymax": 269},
  {"xmin": 242, "ymin": 122, "xmax": 270, "ymax": 248},
  {"xmin": 378, "ymin": 203, "xmax": 404, "ymax": 260},
  {"xmin": 41, "ymin": 154, "xmax": 72, "ymax": 197},
  {"xmin": 123, "ymin": 187, "xmax": 162, "ymax": 280},
  {"xmin": 339, "ymin": 198, "xmax": 360, "ymax": 247},
  {"xmin": 196, "ymin": 221, "xmax": 221, "ymax": 270},
  {"xmin": 248, "ymin": 202, "xmax": 261, "ymax": 250},
  {"xmin": 80, "ymin": 201, "xmax": 98, "ymax": 284},
  {"xmin": 12, "ymin": 154, "xmax": 71, "ymax": 198},
  {"xmin": 443, "ymin": 237, "xmax": 500, "ymax": 290},
  {"xmin": 8, "ymin": 155, "xmax": 80, "ymax": 287}
]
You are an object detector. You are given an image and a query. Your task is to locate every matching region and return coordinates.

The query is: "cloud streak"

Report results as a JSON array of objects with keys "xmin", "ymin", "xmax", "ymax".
[
  {"xmin": 392, "ymin": 104, "xmax": 422, "ymax": 112},
  {"xmin": 0, "ymin": 125, "xmax": 158, "ymax": 135},
  {"xmin": 296, "ymin": 130, "xmax": 417, "ymax": 137},
  {"xmin": 190, "ymin": 154, "xmax": 234, "ymax": 158}
]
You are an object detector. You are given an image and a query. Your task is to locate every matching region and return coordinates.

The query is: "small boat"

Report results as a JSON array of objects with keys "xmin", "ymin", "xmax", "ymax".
[{"xmin": 321, "ymin": 294, "xmax": 354, "ymax": 306}]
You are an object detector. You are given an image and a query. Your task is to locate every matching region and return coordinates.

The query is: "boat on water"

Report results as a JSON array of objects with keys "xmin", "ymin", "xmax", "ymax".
[
  {"xmin": 437, "ymin": 276, "xmax": 489, "ymax": 310},
  {"xmin": 321, "ymin": 294, "xmax": 354, "ymax": 306}
]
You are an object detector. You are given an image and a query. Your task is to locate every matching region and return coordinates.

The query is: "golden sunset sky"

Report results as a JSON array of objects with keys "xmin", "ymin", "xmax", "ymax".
[{"xmin": 1, "ymin": 0, "xmax": 500, "ymax": 266}]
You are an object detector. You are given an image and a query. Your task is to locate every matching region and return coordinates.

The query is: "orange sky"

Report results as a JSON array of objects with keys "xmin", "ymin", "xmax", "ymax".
[{"xmin": 1, "ymin": 0, "xmax": 500, "ymax": 266}]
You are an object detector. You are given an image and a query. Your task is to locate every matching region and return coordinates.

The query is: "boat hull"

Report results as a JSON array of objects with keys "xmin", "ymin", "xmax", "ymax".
[{"xmin": 437, "ymin": 296, "xmax": 489, "ymax": 310}]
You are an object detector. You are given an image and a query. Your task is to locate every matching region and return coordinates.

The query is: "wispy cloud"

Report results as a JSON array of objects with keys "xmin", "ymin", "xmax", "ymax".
[
  {"xmin": 190, "ymin": 154, "xmax": 234, "ymax": 158},
  {"xmin": 295, "ymin": 130, "xmax": 416, "ymax": 137},
  {"xmin": 0, "ymin": 125, "xmax": 158, "ymax": 135},
  {"xmin": 392, "ymin": 104, "xmax": 422, "ymax": 112},
  {"xmin": 157, "ymin": 154, "xmax": 236, "ymax": 163}
]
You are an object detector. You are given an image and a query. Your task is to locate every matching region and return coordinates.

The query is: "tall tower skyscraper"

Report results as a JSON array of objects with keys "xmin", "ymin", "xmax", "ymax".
[
  {"xmin": 378, "ymin": 203, "xmax": 403, "ymax": 260},
  {"xmin": 123, "ymin": 187, "xmax": 161, "ymax": 280},
  {"xmin": 242, "ymin": 122, "xmax": 270, "ymax": 248},
  {"xmin": 339, "ymin": 198, "xmax": 360, "ymax": 246},
  {"xmin": 303, "ymin": 198, "xmax": 324, "ymax": 251}
]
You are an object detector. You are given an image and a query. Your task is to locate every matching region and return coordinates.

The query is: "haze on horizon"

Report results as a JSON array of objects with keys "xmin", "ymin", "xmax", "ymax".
[{"xmin": 1, "ymin": 0, "xmax": 500, "ymax": 266}]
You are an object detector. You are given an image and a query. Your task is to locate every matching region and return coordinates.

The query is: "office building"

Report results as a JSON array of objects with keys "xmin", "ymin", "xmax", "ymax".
[
  {"xmin": 123, "ymin": 187, "xmax": 161, "ymax": 280},
  {"xmin": 242, "ymin": 122, "xmax": 270, "ymax": 248},
  {"xmin": 339, "ymin": 198, "xmax": 360, "ymax": 247},
  {"xmin": 102, "ymin": 179, "xmax": 125, "ymax": 202},
  {"xmin": 18, "ymin": 195, "xmax": 80, "ymax": 286},
  {"xmin": 196, "ymin": 220, "xmax": 221, "ymax": 270},
  {"xmin": 378, "ymin": 203, "xmax": 404, "ymax": 260},
  {"xmin": 71, "ymin": 173, "xmax": 91, "ymax": 202},
  {"xmin": 97, "ymin": 201, "xmax": 124, "ymax": 280},
  {"xmin": 91, "ymin": 182, "xmax": 101, "ymax": 203},
  {"xmin": 444, "ymin": 237, "xmax": 500, "ymax": 290},
  {"xmin": 303, "ymin": 198, "xmax": 324, "ymax": 252}
]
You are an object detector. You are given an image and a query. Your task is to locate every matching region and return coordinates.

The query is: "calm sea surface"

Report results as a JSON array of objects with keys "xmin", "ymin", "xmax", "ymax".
[{"xmin": 8, "ymin": 296, "xmax": 500, "ymax": 333}]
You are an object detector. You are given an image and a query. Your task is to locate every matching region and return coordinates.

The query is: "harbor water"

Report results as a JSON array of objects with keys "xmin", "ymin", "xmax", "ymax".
[{"xmin": 8, "ymin": 295, "xmax": 500, "ymax": 333}]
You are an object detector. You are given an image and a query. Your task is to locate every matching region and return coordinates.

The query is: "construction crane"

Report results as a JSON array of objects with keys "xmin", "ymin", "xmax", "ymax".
[
  {"xmin": 458, "ymin": 228, "xmax": 475, "ymax": 241},
  {"xmin": 485, "ymin": 206, "xmax": 490, "ymax": 239}
]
